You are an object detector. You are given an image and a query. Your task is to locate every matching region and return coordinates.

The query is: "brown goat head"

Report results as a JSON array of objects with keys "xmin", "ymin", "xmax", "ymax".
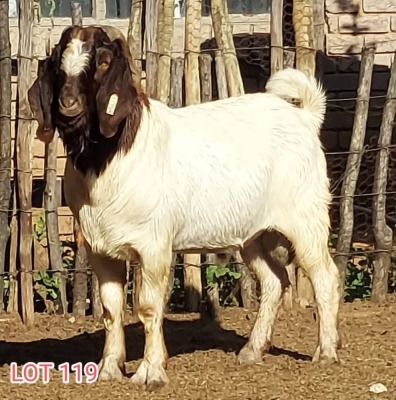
[{"xmin": 28, "ymin": 26, "xmax": 148, "ymax": 175}]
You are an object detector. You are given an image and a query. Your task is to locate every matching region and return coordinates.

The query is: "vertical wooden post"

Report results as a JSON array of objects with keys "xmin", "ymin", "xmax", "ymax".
[
  {"xmin": 183, "ymin": 253, "xmax": 202, "ymax": 312},
  {"xmin": 44, "ymin": 132, "xmax": 67, "ymax": 314},
  {"xmin": 70, "ymin": 1, "xmax": 82, "ymax": 25},
  {"xmin": 199, "ymin": 54, "xmax": 212, "ymax": 103},
  {"xmin": 313, "ymin": 0, "xmax": 325, "ymax": 52},
  {"xmin": 127, "ymin": 0, "xmax": 143, "ymax": 84},
  {"xmin": 0, "ymin": 0, "xmax": 12, "ymax": 312},
  {"xmin": 214, "ymin": 50, "xmax": 228, "ymax": 100},
  {"xmin": 293, "ymin": 0, "xmax": 318, "ymax": 307},
  {"xmin": 169, "ymin": 57, "xmax": 184, "ymax": 108},
  {"xmin": 293, "ymin": 0, "xmax": 316, "ymax": 75},
  {"xmin": 72, "ymin": 220, "xmax": 88, "ymax": 316},
  {"xmin": 210, "ymin": 0, "xmax": 244, "ymax": 97},
  {"xmin": 334, "ymin": 45, "xmax": 376, "ymax": 298},
  {"xmin": 91, "ymin": 271, "xmax": 103, "ymax": 319},
  {"xmin": 144, "ymin": 0, "xmax": 159, "ymax": 98},
  {"xmin": 7, "ymin": 188, "xmax": 18, "ymax": 313},
  {"xmin": 234, "ymin": 252, "xmax": 257, "ymax": 310},
  {"xmin": 157, "ymin": 0, "xmax": 175, "ymax": 104},
  {"xmin": 270, "ymin": 0, "xmax": 284, "ymax": 74},
  {"xmin": 183, "ymin": 0, "xmax": 202, "ymax": 311},
  {"xmin": 132, "ymin": 263, "xmax": 141, "ymax": 316},
  {"xmin": 68, "ymin": 2, "xmax": 90, "ymax": 317},
  {"xmin": 184, "ymin": 0, "xmax": 202, "ymax": 105},
  {"xmin": 17, "ymin": 0, "xmax": 36, "ymax": 326},
  {"xmin": 205, "ymin": 253, "xmax": 221, "ymax": 322},
  {"xmin": 371, "ymin": 55, "xmax": 396, "ymax": 303}
]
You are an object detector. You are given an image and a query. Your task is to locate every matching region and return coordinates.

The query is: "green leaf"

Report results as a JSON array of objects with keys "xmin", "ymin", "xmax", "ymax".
[{"xmin": 228, "ymin": 271, "xmax": 241, "ymax": 279}]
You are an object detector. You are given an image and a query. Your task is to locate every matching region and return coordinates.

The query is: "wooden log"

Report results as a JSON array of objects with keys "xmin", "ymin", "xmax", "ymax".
[
  {"xmin": 183, "ymin": 254, "xmax": 202, "ymax": 312},
  {"xmin": 270, "ymin": 0, "xmax": 283, "ymax": 75},
  {"xmin": 70, "ymin": 2, "xmax": 89, "ymax": 317},
  {"xmin": 0, "ymin": 0, "xmax": 12, "ymax": 312},
  {"xmin": 205, "ymin": 253, "xmax": 221, "ymax": 322},
  {"xmin": 313, "ymin": 0, "xmax": 325, "ymax": 52},
  {"xmin": 44, "ymin": 86, "xmax": 67, "ymax": 315},
  {"xmin": 7, "ymin": 186, "xmax": 18, "ymax": 314},
  {"xmin": 91, "ymin": 271, "xmax": 103, "ymax": 319},
  {"xmin": 72, "ymin": 220, "xmax": 88, "ymax": 316},
  {"xmin": 16, "ymin": 0, "xmax": 36, "ymax": 326},
  {"xmin": 164, "ymin": 254, "xmax": 177, "ymax": 313},
  {"xmin": 293, "ymin": 0, "xmax": 318, "ymax": 306},
  {"xmin": 144, "ymin": 0, "xmax": 159, "ymax": 98},
  {"xmin": 334, "ymin": 45, "xmax": 376, "ymax": 298},
  {"xmin": 234, "ymin": 251, "xmax": 257, "ymax": 310},
  {"xmin": 293, "ymin": 0, "xmax": 316, "ymax": 75},
  {"xmin": 282, "ymin": 263, "xmax": 297, "ymax": 310},
  {"xmin": 127, "ymin": 0, "xmax": 143, "ymax": 84},
  {"xmin": 70, "ymin": 1, "xmax": 82, "ymax": 26},
  {"xmin": 184, "ymin": 0, "xmax": 202, "ymax": 106},
  {"xmin": 199, "ymin": 53, "xmax": 212, "ymax": 103},
  {"xmin": 371, "ymin": 54, "xmax": 396, "ymax": 303},
  {"xmin": 214, "ymin": 50, "xmax": 228, "ymax": 99},
  {"xmin": 156, "ymin": 0, "xmax": 175, "ymax": 104},
  {"xmin": 169, "ymin": 57, "xmax": 184, "ymax": 108},
  {"xmin": 210, "ymin": 0, "xmax": 244, "ymax": 97},
  {"xmin": 132, "ymin": 263, "xmax": 141, "ymax": 316}
]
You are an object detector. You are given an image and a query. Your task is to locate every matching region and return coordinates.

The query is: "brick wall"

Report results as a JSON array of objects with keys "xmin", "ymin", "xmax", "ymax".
[
  {"xmin": 320, "ymin": 0, "xmax": 396, "ymax": 243},
  {"xmin": 325, "ymin": 0, "xmax": 396, "ymax": 67}
]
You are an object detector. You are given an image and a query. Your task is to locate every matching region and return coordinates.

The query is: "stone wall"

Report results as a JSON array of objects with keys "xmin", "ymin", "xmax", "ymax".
[
  {"xmin": 325, "ymin": 0, "xmax": 396, "ymax": 67},
  {"xmin": 320, "ymin": 0, "xmax": 396, "ymax": 243}
]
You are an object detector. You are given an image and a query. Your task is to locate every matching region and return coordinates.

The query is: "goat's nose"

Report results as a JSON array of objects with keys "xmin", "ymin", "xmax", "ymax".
[{"xmin": 59, "ymin": 96, "xmax": 77, "ymax": 109}]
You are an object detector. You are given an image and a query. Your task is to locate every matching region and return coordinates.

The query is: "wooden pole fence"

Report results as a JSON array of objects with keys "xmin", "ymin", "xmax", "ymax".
[
  {"xmin": 334, "ymin": 45, "xmax": 376, "ymax": 298},
  {"xmin": 371, "ymin": 53, "xmax": 396, "ymax": 303}
]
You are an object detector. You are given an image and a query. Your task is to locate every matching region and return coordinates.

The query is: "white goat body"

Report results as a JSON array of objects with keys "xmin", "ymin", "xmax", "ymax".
[
  {"xmin": 64, "ymin": 68, "xmax": 341, "ymax": 388},
  {"xmin": 65, "ymin": 68, "xmax": 330, "ymax": 260}
]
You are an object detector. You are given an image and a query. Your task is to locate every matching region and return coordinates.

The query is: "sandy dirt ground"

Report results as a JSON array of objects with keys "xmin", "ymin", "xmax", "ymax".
[{"xmin": 0, "ymin": 295, "xmax": 395, "ymax": 400}]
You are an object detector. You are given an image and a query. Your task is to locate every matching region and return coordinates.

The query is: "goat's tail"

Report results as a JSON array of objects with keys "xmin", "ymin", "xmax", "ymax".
[{"xmin": 265, "ymin": 68, "xmax": 326, "ymax": 135}]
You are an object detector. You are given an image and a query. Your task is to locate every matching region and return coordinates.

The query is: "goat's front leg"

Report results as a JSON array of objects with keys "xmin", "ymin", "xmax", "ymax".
[
  {"xmin": 88, "ymin": 252, "xmax": 127, "ymax": 381},
  {"xmin": 131, "ymin": 250, "xmax": 172, "ymax": 391}
]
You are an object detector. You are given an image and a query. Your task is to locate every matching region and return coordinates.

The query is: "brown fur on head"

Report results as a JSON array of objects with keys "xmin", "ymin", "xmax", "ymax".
[{"xmin": 94, "ymin": 37, "xmax": 148, "ymax": 138}]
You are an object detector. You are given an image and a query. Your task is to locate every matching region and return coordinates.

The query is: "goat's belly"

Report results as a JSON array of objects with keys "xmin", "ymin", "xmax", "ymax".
[{"xmin": 172, "ymin": 220, "xmax": 264, "ymax": 253}]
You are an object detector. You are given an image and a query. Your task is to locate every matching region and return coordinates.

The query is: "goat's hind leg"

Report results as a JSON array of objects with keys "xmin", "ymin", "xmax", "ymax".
[
  {"xmin": 88, "ymin": 252, "xmax": 127, "ymax": 381},
  {"xmin": 237, "ymin": 231, "xmax": 291, "ymax": 365}
]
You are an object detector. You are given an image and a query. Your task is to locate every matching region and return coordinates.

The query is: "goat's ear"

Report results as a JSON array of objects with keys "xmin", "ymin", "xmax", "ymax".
[
  {"xmin": 95, "ymin": 46, "xmax": 135, "ymax": 138},
  {"xmin": 28, "ymin": 46, "xmax": 61, "ymax": 144}
]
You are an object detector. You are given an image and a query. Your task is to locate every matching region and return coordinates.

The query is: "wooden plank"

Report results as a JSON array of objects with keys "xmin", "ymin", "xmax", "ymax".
[
  {"xmin": 169, "ymin": 57, "xmax": 184, "ymax": 108},
  {"xmin": 270, "ymin": 0, "xmax": 283, "ymax": 74},
  {"xmin": 215, "ymin": 50, "xmax": 228, "ymax": 99},
  {"xmin": 16, "ymin": 0, "xmax": 36, "ymax": 326},
  {"xmin": 199, "ymin": 53, "xmax": 212, "ymax": 103},
  {"xmin": 371, "ymin": 53, "xmax": 396, "ymax": 303},
  {"xmin": 127, "ymin": 0, "xmax": 143, "ymax": 84},
  {"xmin": 144, "ymin": 0, "xmax": 159, "ymax": 98},
  {"xmin": 156, "ymin": 0, "xmax": 175, "ymax": 104},
  {"xmin": 0, "ymin": 0, "xmax": 13, "ymax": 312},
  {"xmin": 334, "ymin": 45, "xmax": 376, "ymax": 297},
  {"xmin": 210, "ymin": 0, "xmax": 244, "ymax": 97},
  {"xmin": 184, "ymin": 0, "xmax": 202, "ymax": 105}
]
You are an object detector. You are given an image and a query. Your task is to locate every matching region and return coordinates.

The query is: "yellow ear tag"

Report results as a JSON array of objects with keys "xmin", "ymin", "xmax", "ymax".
[{"xmin": 106, "ymin": 94, "xmax": 119, "ymax": 116}]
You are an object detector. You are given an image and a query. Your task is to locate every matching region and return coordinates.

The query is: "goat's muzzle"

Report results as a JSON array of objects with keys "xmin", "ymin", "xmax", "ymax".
[{"xmin": 58, "ymin": 94, "xmax": 84, "ymax": 117}]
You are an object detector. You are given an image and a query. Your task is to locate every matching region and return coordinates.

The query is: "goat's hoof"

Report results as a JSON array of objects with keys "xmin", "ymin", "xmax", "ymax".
[
  {"xmin": 131, "ymin": 360, "xmax": 169, "ymax": 391},
  {"xmin": 237, "ymin": 346, "xmax": 263, "ymax": 365},
  {"xmin": 312, "ymin": 346, "xmax": 339, "ymax": 365},
  {"xmin": 98, "ymin": 359, "xmax": 125, "ymax": 382}
]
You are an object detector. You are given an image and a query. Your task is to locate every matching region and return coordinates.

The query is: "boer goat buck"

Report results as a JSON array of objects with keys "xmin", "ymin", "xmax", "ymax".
[{"xmin": 28, "ymin": 26, "xmax": 341, "ymax": 391}]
